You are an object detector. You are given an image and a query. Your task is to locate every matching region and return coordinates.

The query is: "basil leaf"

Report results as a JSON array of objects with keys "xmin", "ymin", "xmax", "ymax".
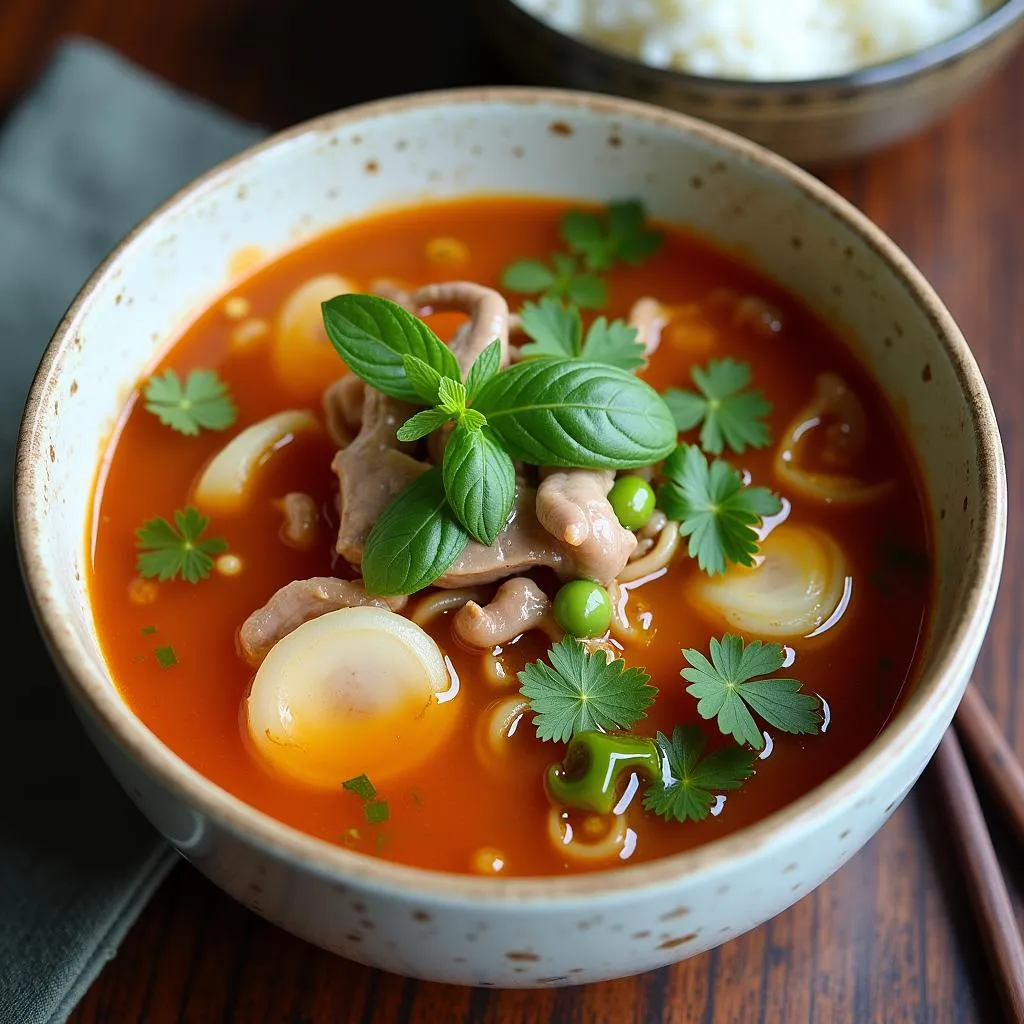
[
  {"xmin": 442, "ymin": 421, "xmax": 516, "ymax": 545},
  {"xmin": 437, "ymin": 377, "xmax": 468, "ymax": 415},
  {"xmin": 322, "ymin": 294, "xmax": 460, "ymax": 402},
  {"xmin": 473, "ymin": 358, "xmax": 677, "ymax": 468},
  {"xmin": 361, "ymin": 466, "xmax": 470, "ymax": 596},
  {"xmin": 396, "ymin": 407, "xmax": 453, "ymax": 442},
  {"xmin": 402, "ymin": 354, "xmax": 444, "ymax": 405},
  {"xmin": 465, "ymin": 340, "xmax": 502, "ymax": 401}
]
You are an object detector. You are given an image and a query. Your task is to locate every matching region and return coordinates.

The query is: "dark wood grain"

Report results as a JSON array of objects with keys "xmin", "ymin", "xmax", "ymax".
[
  {"xmin": 958, "ymin": 684, "xmax": 1024, "ymax": 849},
  {"xmin": 2, "ymin": 2, "xmax": 1021, "ymax": 1021},
  {"xmin": 931, "ymin": 730, "xmax": 1024, "ymax": 1020}
]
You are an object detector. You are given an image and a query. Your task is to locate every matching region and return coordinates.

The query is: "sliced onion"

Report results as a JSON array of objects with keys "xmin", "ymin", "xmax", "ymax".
[
  {"xmin": 773, "ymin": 373, "xmax": 894, "ymax": 506},
  {"xmin": 193, "ymin": 410, "xmax": 319, "ymax": 513},
  {"xmin": 272, "ymin": 273, "xmax": 353, "ymax": 395},
  {"xmin": 245, "ymin": 606, "xmax": 457, "ymax": 789},
  {"xmin": 689, "ymin": 524, "xmax": 849, "ymax": 639}
]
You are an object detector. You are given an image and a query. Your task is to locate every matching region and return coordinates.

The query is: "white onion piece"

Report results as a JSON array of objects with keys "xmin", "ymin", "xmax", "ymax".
[
  {"xmin": 689, "ymin": 524, "xmax": 849, "ymax": 639},
  {"xmin": 774, "ymin": 459, "xmax": 896, "ymax": 506},
  {"xmin": 245, "ymin": 606, "xmax": 457, "ymax": 789},
  {"xmin": 193, "ymin": 410, "xmax": 319, "ymax": 513},
  {"xmin": 773, "ymin": 373, "xmax": 894, "ymax": 506},
  {"xmin": 273, "ymin": 273, "xmax": 353, "ymax": 394}
]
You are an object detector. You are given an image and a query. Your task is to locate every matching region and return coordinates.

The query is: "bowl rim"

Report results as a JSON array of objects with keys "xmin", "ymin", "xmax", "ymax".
[
  {"xmin": 495, "ymin": 0, "xmax": 1024, "ymax": 91},
  {"xmin": 16, "ymin": 85, "xmax": 1007, "ymax": 906}
]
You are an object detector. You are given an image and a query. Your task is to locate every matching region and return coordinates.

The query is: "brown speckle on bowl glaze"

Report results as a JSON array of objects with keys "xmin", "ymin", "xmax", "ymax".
[{"xmin": 658, "ymin": 933, "xmax": 698, "ymax": 950}]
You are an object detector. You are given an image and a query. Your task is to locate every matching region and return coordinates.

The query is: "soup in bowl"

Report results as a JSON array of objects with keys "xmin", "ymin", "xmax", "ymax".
[{"xmin": 15, "ymin": 89, "xmax": 1005, "ymax": 987}]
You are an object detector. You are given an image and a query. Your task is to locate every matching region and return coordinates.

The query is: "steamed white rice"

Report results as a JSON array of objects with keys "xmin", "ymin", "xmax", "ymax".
[{"xmin": 513, "ymin": 0, "xmax": 987, "ymax": 80}]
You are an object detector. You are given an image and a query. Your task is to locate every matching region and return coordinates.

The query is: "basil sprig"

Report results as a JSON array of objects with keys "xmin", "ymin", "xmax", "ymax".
[
  {"xmin": 473, "ymin": 359, "xmax": 676, "ymax": 468},
  {"xmin": 321, "ymin": 294, "xmax": 678, "ymax": 596},
  {"xmin": 443, "ymin": 421, "xmax": 516, "ymax": 546},
  {"xmin": 322, "ymin": 294, "xmax": 460, "ymax": 403},
  {"xmin": 361, "ymin": 467, "xmax": 470, "ymax": 597}
]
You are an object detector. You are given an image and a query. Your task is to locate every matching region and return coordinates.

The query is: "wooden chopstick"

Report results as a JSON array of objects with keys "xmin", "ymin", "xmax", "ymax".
[
  {"xmin": 955, "ymin": 684, "xmax": 1024, "ymax": 848},
  {"xmin": 930, "ymin": 723, "xmax": 1024, "ymax": 1022}
]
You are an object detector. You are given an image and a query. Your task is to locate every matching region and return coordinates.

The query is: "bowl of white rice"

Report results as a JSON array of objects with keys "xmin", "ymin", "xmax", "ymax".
[{"xmin": 481, "ymin": 0, "xmax": 1024, "ymax": 163}]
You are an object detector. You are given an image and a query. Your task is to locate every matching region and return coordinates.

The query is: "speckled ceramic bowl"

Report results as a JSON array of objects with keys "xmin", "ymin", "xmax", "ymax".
[
  {"xmin": 15, "ymin": 88, "xmax": 1006, "ymax": 987},
  {"xmin": 483, "ymin": 0, "xmax": 1024, "ymax": 165}
]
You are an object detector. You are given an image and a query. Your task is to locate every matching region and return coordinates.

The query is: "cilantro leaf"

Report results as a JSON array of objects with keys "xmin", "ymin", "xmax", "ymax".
[
  {"xmin": 518, "ymin": 636, "xmax": 656, "ymax": 743},
  {"xmin": 518, "ymin": 299, "xmax": 645, "ymax": 371},
  {"xmin": 519, "ymin": 298, "xmax": 583, "ymax": 358},
  {"xmin": 658, "ymin": 444, "xmax": 781, "ymax": 575},
  {"xmin": 501, "ymin": 253, "xmax": 606, "ymax": 309},
  {"xmin": 664, "ymin": 359, "xmax": 772, "ymax": 455},
  {"xmin": 135, "ymin": 507, "xmax": 228, "ymax": 583},
  {"xmin": 642, "ymin": 725, "xmax": 757, "ymax": 822},
  {"xmin": 581, "ymin": 317, "xmax": 646, "ymax": 371},
  {"xmin": 561, "ymin": 200, "xmax": 663, "ymax": 271},
  {"xmin": 143, "ymin": 369, "xmax": 237, "ymax": 436},
  {"xmin": 501, "ymin": 258, "xmax": 556, "ymax": 293},
  {"xmin": 681, "ymin": 635, "xmax": 822, "ymax": 750}
]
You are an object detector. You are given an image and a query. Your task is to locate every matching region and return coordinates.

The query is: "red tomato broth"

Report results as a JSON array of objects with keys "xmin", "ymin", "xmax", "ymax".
[{"xmin": 89, "ymin": 197, "xmax": 932, "ymax": 876}]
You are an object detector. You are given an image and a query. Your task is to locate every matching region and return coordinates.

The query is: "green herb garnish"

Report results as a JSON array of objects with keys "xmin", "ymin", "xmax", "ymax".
[
  {"xmin": 658, "ymin": 444, "xmax": 781, "ymax": 575},
  {"xmin": 360, "ymin": 466, "xmax": 471, "ymax": 596},
  {"xmin": 561, "ymin": 199, "xmax": 663, "ymax": 271},
  {"xmin": 501, "ymin": 252, "xmax": 606, "ymax": 309},
  {"xmin": 664, "ymin": 359, "xmax": 772, "ymax": 455},
  {"xmin": 155, "ymin": 645, "xmax": 177, "ymax": 669},
  {"xmin": 442, "ymin": 420, "xmax": 516, "ymax": 546},
  {"xmin": 642, "ymin": 725, "xmax": 757, "ymax": 823},
  {"xmin": 681, "ymin": 635, "xmax": 822, "ymax": 750},
  {"xmin": 501, "ymin": 199, "xmax": 662, "ymax": 309},
  {"xmin": 518, "ymin": 298, "xmax": 646, "ymax": 371},
  {"xmin": 365, "ymin": 800, "xmax": 390, "ymax": 824},
  {"xmin": 141, "ymin": 625, "xmax": 157, "ymax": 636},
  {"xmin": 322, "ymin": 294, "xmax": 678, "ymax": 594},
  {"xmin": 143, "ymin": 368, "xmax": 237, "ymax": 436},
  {"xmin": 134, "ymin": 507, "xmax": 227, "ymax": 584},
  {"xmin": 518, "ymin": 636, "xmax": 656, "ymax": 743},
  {"xmin": 473, "ymin": 358, "xmax": 676, "ymax": 468},
  {"xmin": 321, "ymin": 294, "xmax": 461, "ymax": 402},
  {"xmin": 342, "ymin": 774, "xmax": 377, "ymax": 800}
]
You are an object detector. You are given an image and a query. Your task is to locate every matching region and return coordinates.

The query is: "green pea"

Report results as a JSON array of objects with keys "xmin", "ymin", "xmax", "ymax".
[
  {"xmin": 553, "ymin": 580, "xmax": 613, "ymax": 638},
  {"xmin": 608, "ymin": 475, "xmax": 656, "ymax": 530}
]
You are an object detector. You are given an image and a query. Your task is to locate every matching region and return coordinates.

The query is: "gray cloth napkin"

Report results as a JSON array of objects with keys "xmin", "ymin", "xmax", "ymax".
[{"xmin": 0, "ymin": 38, "xmax": 264, "ymax": 1024}]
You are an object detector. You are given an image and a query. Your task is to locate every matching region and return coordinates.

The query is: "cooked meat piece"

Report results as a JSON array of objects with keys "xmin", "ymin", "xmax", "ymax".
[
  {"xmin": 628, "ymin": 297, "xmax": 670, "ymax": 355},
  {"xmin": 535, "ymin": 469, "xmax": 637, "ymax": 584},
  {"xmin": 410, "ymin": 281, "xmax": 510, "ymax": 373},
  {"xmin": 239, "ymin": 577, "xmax": 407, "ymax": 666},
  {"xmin": 277, "ymin": 492, "xmax": 319, "ymax": 551},
  {"xmin": 322, "ymin": 374, "xmax": 365, "ymax": 448},
  {"xmin": 453, "ymin": 577, "xmax": 554, "ymax": 648},
  {"xmin": 332, "ymin": 387, "xmax": 429, "ymax": 565},
  {"xmin": 438, "ymin": 486, "xmax": 566, "ymax": 586}
]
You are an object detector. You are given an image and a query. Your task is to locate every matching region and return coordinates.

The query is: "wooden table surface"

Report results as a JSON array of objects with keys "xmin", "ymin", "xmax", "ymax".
[{"xmin": 3, "ymin": 2, "xmax": 1022, "ymax": 1022}]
